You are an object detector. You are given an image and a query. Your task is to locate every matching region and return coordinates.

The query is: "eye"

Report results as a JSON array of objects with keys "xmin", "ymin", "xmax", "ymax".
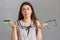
[
  {"xmin": 22, "ymin": 8, "xmax": 25, "ymax": 11},
  {"xmin": 27, "ymin": 7, "xmax": 30, "ymax": 10}
]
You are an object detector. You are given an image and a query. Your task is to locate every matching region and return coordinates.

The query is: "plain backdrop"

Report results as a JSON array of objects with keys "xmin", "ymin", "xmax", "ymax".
[{"xmin": 0, "ymin": 0, "xmax": 60, "ymax": 40}]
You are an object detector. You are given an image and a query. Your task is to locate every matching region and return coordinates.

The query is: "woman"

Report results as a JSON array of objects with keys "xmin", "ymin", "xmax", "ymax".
[{"xmin": 8, "ymin": 1, "xmax": 48, "ymax": 40}]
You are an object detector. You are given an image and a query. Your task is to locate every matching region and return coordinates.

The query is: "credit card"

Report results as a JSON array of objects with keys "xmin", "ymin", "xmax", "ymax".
[{"xmin": 4, "ymin": 20, "xmax": 10, "ymax": 24}]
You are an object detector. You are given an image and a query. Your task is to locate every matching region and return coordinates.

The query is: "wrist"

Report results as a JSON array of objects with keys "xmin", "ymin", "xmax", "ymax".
[{"xmin": 12, "ymin": 26, "xmax": 16, "ymax": 30}]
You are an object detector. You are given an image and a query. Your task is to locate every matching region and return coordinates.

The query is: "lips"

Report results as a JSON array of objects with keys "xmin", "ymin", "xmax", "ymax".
[{"xmin": 25, "ymin": 14, "xmax": 29, "ymax": 15}]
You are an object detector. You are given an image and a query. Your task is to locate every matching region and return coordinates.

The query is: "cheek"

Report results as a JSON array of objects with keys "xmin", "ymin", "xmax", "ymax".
[
  {"xmin": 21, "ymin": 11, "xmax": 25, "ymax": 16},
  {"xmin": 28, "ymin": 10, "xmax": 32, "ymax": 15},
  {"xmin": 30, "ymin": 10, "xmax": 32, "ymax": 16}
]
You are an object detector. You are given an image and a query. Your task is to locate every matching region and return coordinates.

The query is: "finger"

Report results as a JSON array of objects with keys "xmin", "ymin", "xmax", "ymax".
[{"xmin": 44, "ymin": 23, "xmax": 48, "ymax": 26}]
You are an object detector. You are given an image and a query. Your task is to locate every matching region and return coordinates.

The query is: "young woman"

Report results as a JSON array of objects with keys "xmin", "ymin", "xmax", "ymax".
[{"xmin": 8, "ymin": 1, "xmax": 48, "ymax": 40}]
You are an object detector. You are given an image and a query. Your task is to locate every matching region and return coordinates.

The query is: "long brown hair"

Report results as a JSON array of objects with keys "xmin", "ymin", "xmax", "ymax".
[
  {"xmin": 18, "ymin": 2, "xmax": 37, "ymax": 20},
  {"xmin": 17, "ymin": 1, "xmax": 38, "ymax": 40}
]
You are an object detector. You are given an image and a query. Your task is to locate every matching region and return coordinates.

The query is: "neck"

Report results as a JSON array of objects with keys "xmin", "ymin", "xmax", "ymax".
[{"xmin": 23, "ymin": 17, "xmax": 31, "ymax": 23}]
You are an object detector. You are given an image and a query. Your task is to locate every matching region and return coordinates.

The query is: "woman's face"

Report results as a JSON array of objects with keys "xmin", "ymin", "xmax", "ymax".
[{"xmin": 21, "ymin": 5, "xmax": 32, "ymax": 18}]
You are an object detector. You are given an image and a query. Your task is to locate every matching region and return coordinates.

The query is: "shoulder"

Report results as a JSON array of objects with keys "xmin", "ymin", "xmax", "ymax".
[
  {"xmin": 14, "ymin": 20, "xmax": 21, "ymax": 26},
  {"xmin": 15, "ymin": 21, "xmax": 20, "ymax": 31},
  {"xmin": 36, "ymin": 20, "xmax": 41, "ymax": 26},
  {"xmin": 14, "ymin": 21, "xmax": 19, "ymax": 29},
  {"xmin": 35, "ymin": 20, "xmax": 42, "ymax": 29}
]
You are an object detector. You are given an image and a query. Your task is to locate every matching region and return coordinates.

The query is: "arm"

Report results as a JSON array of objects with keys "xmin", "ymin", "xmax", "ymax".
[
  {"xmin": 36, "ymin": 20, "xmax": 42, "ymax": 40},
  {"xmin": 36, "ymin": 20, "xmax": 48, "ymax": 40},
  {"xmin": 36, "ymin": 28, "xmax": 42, "ymax": 40},
  {"xmin": 9, "ymin": 21, "xmax": 18, "ymax": 40},
  {"xmin": 17, "ymin": 24, "xmax": 21, "ymax": 40},
  {"xmin": 11, "ymin": 27, "xmax": 18, "ymax": 40},
  {"xmin": 36, "ymin": 20, "xmax": 48, "ymax": 28}
]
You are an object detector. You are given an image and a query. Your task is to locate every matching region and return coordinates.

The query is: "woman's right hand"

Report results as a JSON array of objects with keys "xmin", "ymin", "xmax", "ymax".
[
  {"xmin": 8, "ymin": 21, "xmax": 17, "ymax": 29},
  {"xmin": 9, "ymin": 21, "xmax": 18, "ymax": 40}
]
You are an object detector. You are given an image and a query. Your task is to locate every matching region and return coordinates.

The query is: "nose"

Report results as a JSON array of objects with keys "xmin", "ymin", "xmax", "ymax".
[{"xmin": 25, "ymin": 9, "xmax": 27, "ymax": 13}]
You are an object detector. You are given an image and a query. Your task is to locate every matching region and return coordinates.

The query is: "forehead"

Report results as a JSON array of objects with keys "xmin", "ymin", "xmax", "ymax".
[{"xmin": 22, "ymin": 5, "xmax": 31, "ymax": 8}]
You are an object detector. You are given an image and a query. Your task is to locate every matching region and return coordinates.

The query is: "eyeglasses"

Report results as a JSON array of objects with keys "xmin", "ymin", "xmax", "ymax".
[{"xmin": 44, "ymin": 19, "xmax": 57, "ymax": 29}]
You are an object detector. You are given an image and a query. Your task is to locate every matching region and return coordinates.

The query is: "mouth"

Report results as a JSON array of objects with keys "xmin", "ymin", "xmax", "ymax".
[{"xmin": 25, "ymin": 14, "xmax": 29, "ymax": 15}]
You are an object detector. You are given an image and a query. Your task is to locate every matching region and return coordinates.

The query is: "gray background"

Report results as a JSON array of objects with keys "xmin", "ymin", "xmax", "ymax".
[{"xmin": 0, "ymin": 0, "xmax": 60, "ymax": 40}]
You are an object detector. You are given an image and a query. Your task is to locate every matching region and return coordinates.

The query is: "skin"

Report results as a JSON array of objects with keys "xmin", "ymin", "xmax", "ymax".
[{"xmin": 8, "ymin": 5, "xmax": 48, "ymax": 40}]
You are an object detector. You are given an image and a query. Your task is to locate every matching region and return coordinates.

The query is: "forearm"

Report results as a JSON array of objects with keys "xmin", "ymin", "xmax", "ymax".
[
  {"xmin": 11, "ymin": 27, "xmax": 18, "ymax": 40},
  {"xmin": 36, "ymin": 28, "xmax": 42, "ymax": 40}
]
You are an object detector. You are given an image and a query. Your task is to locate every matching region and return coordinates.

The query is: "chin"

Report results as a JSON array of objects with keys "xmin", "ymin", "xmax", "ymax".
[{"xmin": 25, "ymin": 16, "xmax": 30, "ymax": 18}]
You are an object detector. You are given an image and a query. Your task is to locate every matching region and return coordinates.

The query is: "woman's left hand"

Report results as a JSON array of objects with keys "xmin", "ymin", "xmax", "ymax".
[
  {"xmin": 41, "ymin": 22, "xmax": 48, "ymax": 28},
  {"xmin": 36, "ymin": 20, "xmax": 48, "ymax": 29}
]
